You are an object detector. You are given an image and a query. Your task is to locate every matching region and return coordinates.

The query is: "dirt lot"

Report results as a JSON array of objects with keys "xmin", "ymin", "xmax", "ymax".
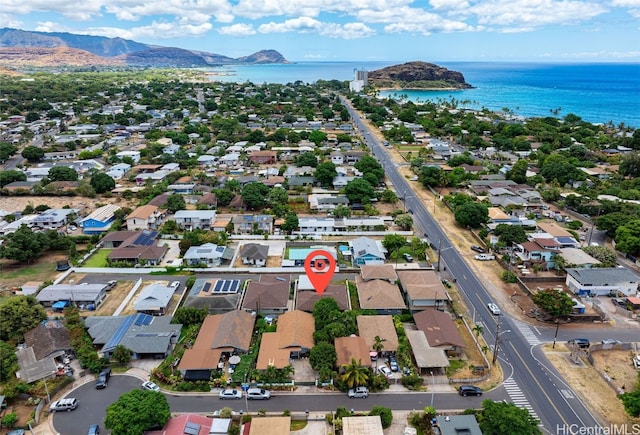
[
  {"xmin": 543, "ymin": 345, "xmax": 640, "ymax": 425},
  {"xmin": 0, "ymin": 195, "xmax": 137, "ymax": 218},
  {"xmin": 0, "ymin": 252, "xmax": 68, "ymax": 293}
]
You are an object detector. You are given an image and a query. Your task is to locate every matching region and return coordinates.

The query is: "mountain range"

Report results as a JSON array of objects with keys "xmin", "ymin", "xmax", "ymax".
[{"xmin": 0, "ymin": 28, "xmax": 288, "ymax": 68}]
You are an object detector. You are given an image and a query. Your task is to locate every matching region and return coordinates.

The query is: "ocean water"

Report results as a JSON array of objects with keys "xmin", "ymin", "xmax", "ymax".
[{"xmin": 207, "ymin": 62, "xmax": 640, "ymax": 127}]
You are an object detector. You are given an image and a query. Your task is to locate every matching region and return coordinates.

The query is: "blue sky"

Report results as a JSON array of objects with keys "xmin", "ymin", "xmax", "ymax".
[{"xmin": 2, "ymin": 0, "xmax": 639, "ymax": 62}]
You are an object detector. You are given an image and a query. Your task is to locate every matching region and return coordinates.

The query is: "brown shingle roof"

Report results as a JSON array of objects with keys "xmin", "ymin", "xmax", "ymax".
[
  {"xmin": 107, "ymin": 245, "xmax": 168, "ymax": 261},
  {"xmin": 179, "ymin": 311, "xmax": 255, "ymax": 371},
  {"xmin": 335, "ymin": 335, "xmax": 371, "ymax": 368},
  {"xmin": 413, "ymin": 309, "xmax": 464, "ymax": 348},
  {"xmin": 397, "ymin": 270, "xmax": 446, "ymax": 301},
  {"xmin": 355, "ymin": 275, "xmax": 406, "ymax": 310},
  {"xmin": 360, "ymin": 264, "xmax": 397, "ymax": 282},
  {"xmin": 296, "ymin": 284, "xmax": 350, "ymax": 312},
  {"xmin": 256, "ymin": 310, "xmax": 315, "ymax": 369},
  {"xmin": 197, "ymin": 193, "xmax": 217, "ymax": 205},
  {"xmin": 356, "ymin": 315, "xmax": 398, "ymax": 352},
  {"xmin": 241, "ymin": 275, "xmax": 290, "ymax": 310}
]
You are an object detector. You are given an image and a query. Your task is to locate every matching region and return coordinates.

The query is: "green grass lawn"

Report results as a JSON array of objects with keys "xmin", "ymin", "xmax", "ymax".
[{"xmin": 83, "ymin": 249, "xmax": 111, "ymax": 267}]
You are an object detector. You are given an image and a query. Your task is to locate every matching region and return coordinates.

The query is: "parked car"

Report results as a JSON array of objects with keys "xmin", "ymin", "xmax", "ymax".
[
  {"xmin": 219, "ymin": 389, "xmax": 242, "ymax": 400},
  {"xmin": 348, "ymin": 386, "xmax": 369, "ymax": 398},
  {"xmin": 475, "ymin": 254, "xmax": 495, "ymax": 261},
  {"xmin": 169, "ymin": 281, "xmax": 181, "ymax": 290},
  {"xmin": 487, "ymin": 303, "xmax": 501, "ymax": 316},
  {"xmin": 379, "ymin": 365, "xmax": 393, "ymax": 379},
  {"xmin": 105, "ymin": 280, "xmax": 117, "ymax": 291},
  {"xmin": 402, "ymin": 253, "xmax": 414, "ymax": 262},
  {"xmin": 470, "ymin": 245, "xmax": 485, "ymax": 253},
  {"xmin": 141, "ymin": 381, "xmax": 160, "ymax": 392},
  {"xmin": 246, "ymin": 388, "xmax": 271, "ymax": 400},
  {"xmin": 7, "ymin": 430, "xmax": 26, "ymax": 435},
  {"xmin": 601, "ymin": 339, "xmax": 621, "ymax": 345},
  {"xmin": 95, "ymin": 367, "xmax": 111, "ymax": 389},
  {"xmin": 388, "ymin": 357, "xmax": 399, "ymax": 372},
  {"xmin": 50, "ymin": 398, "xmax": 78, "ymax": 412},
  {"xmin": 458, "ymin": 385, "xmax": 483, "ymax": 397},
  {"xmin": 87, "ymin": 424, "xmax": 100, "ymax": 435},
  {"xmin": 568, "ymin": 338, "xmax": 590, "ymax": 349}
]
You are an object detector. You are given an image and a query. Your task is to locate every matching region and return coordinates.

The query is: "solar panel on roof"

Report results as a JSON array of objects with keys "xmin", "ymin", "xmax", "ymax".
[
  {"xmin": 203, "ymin": 282, "xmax": 212, "ymax": 292},
  {"xmin": 184, "ymin": 422, "xmax": 200, "ymax": 435},
  {"xmin": 143, "ymin": 314, "xmax": 153, "ymax": 325},
  {"xmin": 213, "ymin": 281, "xmax": 223, "ymax": 292},
  {"xmin": 222, "ymin": 281, "xmax": 230, "ymax": 292}
]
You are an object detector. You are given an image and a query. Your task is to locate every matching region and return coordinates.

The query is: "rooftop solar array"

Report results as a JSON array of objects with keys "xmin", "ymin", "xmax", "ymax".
[
  {"xmin": 202, "ymin": 282, "xmax": 212, "ymax": 292},
  {"xmin": 184, "ymin": 422, "xmax": 200, "ymax": 435},
  {"xmin": 213, "ymin": 280, "xmax": 240, "ymax": 293},
  {"xmin": 133, "ymin": 230, "xmax": 158, "ymax": 246},
  {"xmin": 134, "ymin": 313, "xmax": 153, "ymax": 326}
]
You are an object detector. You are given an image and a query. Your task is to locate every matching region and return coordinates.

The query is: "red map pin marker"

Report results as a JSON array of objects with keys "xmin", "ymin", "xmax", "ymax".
[{"xmin": 304, "ymin": 249, "xmax": 336, "ymax": 295}]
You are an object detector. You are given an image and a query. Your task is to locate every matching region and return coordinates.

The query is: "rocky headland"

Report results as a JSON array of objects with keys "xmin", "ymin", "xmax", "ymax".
[{"xmin": 368, "ymin": 61, "xmax": 473, "ymax": 90}]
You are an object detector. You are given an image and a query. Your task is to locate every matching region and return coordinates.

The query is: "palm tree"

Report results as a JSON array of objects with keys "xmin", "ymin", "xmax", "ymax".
[
  {"xmin": 341, "ymin": 358, "xmax": 370, "ymax": 388},
  {"xmin": 472, "ymin": 324, "xmax": 484, "ymax": 337},
  {"xmin": 373, "ymin": 335, "xmax": 386, "ymax": 359}
]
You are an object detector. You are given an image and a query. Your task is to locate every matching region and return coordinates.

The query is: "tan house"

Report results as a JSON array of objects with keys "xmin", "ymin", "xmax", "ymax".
[
  {"xmin": 359, "ymin": 264, "xmax": 397, "ymax": 283},
  {"xmin": 256, "ymin": 310, "xmax": 315, "ymax": 369},
  {"xmin": 397, "ymin": 270, "xmax": 449, "ymax": 312},
  {"xmin": 356, "ymin": 315, "xmax": 398, "ymax": 354},
  {"xmin": 178, "ymin": 311, "xmax": 255, "ymax": 380},
  {"xmin": 335, "ymin": 335, "xmax": 371, "ymax": 369},
  {"xmin": 355, "ymin": 275, "xmax": 406, "ymax": 314},
  {"xmin": 126, "ymin": 204, "xmax": 165, "ymax": 231},
  {"xmin": 247, "ymin": 416, "xmax": 291, "ymax": 435}
]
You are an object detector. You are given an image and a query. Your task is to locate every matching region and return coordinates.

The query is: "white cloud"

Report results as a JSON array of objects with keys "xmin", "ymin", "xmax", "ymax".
[
  {"xmin": 218, "ymin": 23, "xmax": 256, "ymax": 36},
  {"xmin": 0, "ymin": 13, "xmax": 23, "ymax": 28},
  {"xmin": 257, "ymin": 16, "xmax": 374, "ymax": 38},
  {"xmin": 429, "ymin": 0, "xmax": 470, "ymax": 10},
  {"xmin": 233, "ymin": 0, "xmax": 410, "ymax": 20},
  {"xmin": 85, "ymin": 21, "xmax": 212, "ymax": 40},
  {"xmin": 469, "ymin": 0, "xmax": 608, "ymax": 30}
]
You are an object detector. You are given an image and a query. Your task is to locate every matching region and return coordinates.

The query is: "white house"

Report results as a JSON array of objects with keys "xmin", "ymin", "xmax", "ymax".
[
  {"xmin": 116, "ymin": 150, "xmax": 141, "ymax": 163},
  {"xmin": 565, "ymin": 267, "xmax": 640, "ymax": 297},
  {"xmin": 174, "ymin": 210, "xmax": 216, "ymax": 231}
]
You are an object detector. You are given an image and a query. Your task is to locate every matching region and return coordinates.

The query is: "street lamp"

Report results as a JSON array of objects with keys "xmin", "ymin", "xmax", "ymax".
[
  {"xmin": 552, "ymin": 318, "xmax": 560, "ymax": 349},
  {"xmin": 492, "ymin": 317, "xmax": 511, "ymax": 365},
  {"xmin": 430, "ymin": 371, "xmax": 435, "ymax": 407}
]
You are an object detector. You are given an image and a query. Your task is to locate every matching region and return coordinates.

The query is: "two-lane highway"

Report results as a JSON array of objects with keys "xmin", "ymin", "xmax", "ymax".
[{"xmin": 342, "ymin": 96, "xmax": 604, "ymax": 433}]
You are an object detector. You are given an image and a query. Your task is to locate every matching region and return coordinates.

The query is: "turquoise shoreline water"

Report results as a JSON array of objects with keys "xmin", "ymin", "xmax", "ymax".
[{"xmin": 207, "ymin": 62, "xmax": 640, "ymax": 127}]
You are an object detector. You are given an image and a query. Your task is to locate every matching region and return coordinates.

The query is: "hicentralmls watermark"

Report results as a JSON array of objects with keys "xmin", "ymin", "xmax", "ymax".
[{"xmin": 556, "ymin": 424, "xmax": 640, "ymax": 435}]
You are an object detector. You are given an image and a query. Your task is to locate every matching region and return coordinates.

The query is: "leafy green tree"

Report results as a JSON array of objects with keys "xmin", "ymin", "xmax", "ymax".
[
  {"xmin": 620, "ymin": 389, "xmax": 640, "ymax": 417},
  {"xmin": 620, "ymin": 152, "xmax": 640, "ymax": 178},
  {"xmin": 615, "ymin": 219, "xmax": 640, "ymax": 256},
  {"xmin": 369, "ymin": 406, "xmax": 393, "ymax": 429},
  {"xmin": 531, "ymin": 289, "xmax": 575, "ymax": 318},
  {"xmin": 313, "ymin": 298, "xmax": 341, "ymax": 330},
  {"xmin": 296, "ymin": 152, "xmax": 318, "ymax": 167},
  {"xmin": 419, "ymin": 166, "xmax": 444, "ymax": 187},
  {"xmin": 214, "ymin": 188, "xmax": 234, "ymax": 207},
  {"xmin": 382, "ymin": 234, "xmax": 406, "ymax": 258},
  {"xmin": 281, "ymin": 213, "xmax": 299, "ymax": 234},
  {"xmin": 354, "ymin": 155, "xmax": 384, "ymax": 183},
  {"xmin": 166, "ymin": 194, "xmax": 186, "ymax": 213},
  {"xmin": 395, "ymin": 214, "xmax": 413, "ymax": 230},
  {"xmin": 596, "ymin": 212, "xmax": 634, "ymax": 237},
  {"xmin": 0, "ymin": 296, "xmax": 47, "ymax": 343},
  {"xmin": 494, "ymin": 224, "xmax": 528, "ymax": 246},
  {"xmin": 309, "ymin": 130, "xmax": 328, "ymax": 145},
  {"xmin": 314, "ymin": 161, "xmax": 337, "ymax": 187},
  {"xmin": 478, "ymin": 400, "xmax": 541, "ymax": 435},
  {"xmin": 454, "ymin": 202, "xmax": 489, "ymax": 228},
  {"xmin": 540, "ymin": 154, "xmax": 580, "ymax": 186},
  {"xmin": 90, "ymin": 173, "xmax": 116, "ymax": 194},
  {"xmin": 1, "ymin": 413, "xmax": 18, "ymax": 428},
  {"xmin": 172, "ymin": 307, "xmax": 208, "ymax": 326},
  {"xmin": 21, "ymin": 146, "xmax": 44, "ymax": 162},
  {"xmin": 112, "ymin": 345, "xmax": 133, "ymax": 364},
  {"xmin": 267, "ymin": 186, "xmax": 288, "ymax": 207},
  {"xmin": 47, "ymin": 166, "xmax": 78, "ymax": 182},
  {"xmin": 0, "ymin": 340, "xmax": 19, "ymax": 382},
  {"xmin": 581, "ymin": 245, "xmax": 617, "ymax": 267},
  {"xmin": 309, "ymin": 342, "xmax": 337, "ymax": 372},
  {"xmin": 241, "ymin": 182, "xmax": 270, "ymax": 209},
  {"xmin": 507, "ymin": 159, "xmax": 529, "ymax": 184},
  {"xmin": 333, "ymin": 205, "xmax": 351, "ymax": 218},
  {"xmin": 0, "ymin": 225, "xmax": 49, "ymax": 263},
  {"xmin": 0, "ymin": 169, "xmax": 27, "ymax": 188},
  {"xmin": 344, "ymin": 178, "xmax": 375, "ymax": 204},
  {"xmin": 380, "ymin": 189, "xmax": 398, "ymax": 203},
  {"xmin": 105, "ymin": 389, "xmax": 170, "ymax": 435},
  {"xmin": 0, "ymin": 142, "xmax": 17, "ymax": 163}
]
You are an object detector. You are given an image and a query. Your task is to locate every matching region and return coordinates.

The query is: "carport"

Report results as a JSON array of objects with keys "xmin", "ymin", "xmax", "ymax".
[{"xmin": 405, "ymin": 330, "xmax": 450, "ymax": 374}]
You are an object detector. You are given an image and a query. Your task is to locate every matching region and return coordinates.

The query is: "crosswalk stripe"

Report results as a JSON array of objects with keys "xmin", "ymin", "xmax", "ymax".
[
  {"xmin": 503, "ymin": 377, "xmax": 540, "ymax": 421},
  {"xmin": 511, "ymin": 319, "xmax": 542, "ymax": 345}
]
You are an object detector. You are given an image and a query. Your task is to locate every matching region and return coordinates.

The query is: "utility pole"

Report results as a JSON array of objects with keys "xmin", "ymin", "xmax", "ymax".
[
  {"xmin": 436, "ymin": 239, "xmax": 442, "ymax": 271},
  {"xmin": 552, "ymin": 318, "xmax": 560, "ymax": 349},
  {"xmin": 492, "ymin": 316, "xmax": 501, "ymax": 365}
]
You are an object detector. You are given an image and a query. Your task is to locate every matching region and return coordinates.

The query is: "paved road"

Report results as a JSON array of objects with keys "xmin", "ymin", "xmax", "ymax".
[{"xmin": 341, "ymin": 97, "xmax": 604, "ymax": 433}]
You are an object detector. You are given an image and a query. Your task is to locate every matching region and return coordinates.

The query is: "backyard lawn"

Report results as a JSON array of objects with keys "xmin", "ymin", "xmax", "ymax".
[{"xmin": 83, "ymin": 249, "xmax": 111, "ymax": 267}]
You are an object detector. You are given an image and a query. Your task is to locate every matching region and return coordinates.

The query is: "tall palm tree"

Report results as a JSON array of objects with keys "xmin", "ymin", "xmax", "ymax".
[
  {"xmin": 341, "ymin": 358, "xmax": 370, "ymax": 388},
  {"xmin": 373, "ymin": 335, "xmax": 386, "ymax": 359}
]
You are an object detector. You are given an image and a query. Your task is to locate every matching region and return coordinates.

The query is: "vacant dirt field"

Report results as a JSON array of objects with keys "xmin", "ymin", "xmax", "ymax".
[
  {"xmin": 544, "ymin": 345, "xmax": 640, "ymax": 425},
  {"xmin": 0, "ymin": 252, "xmax": 68, "ymax": 292},
  {"xmin": 1, "ymin": 195, "xmax": 137, "ymax": 218}
]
